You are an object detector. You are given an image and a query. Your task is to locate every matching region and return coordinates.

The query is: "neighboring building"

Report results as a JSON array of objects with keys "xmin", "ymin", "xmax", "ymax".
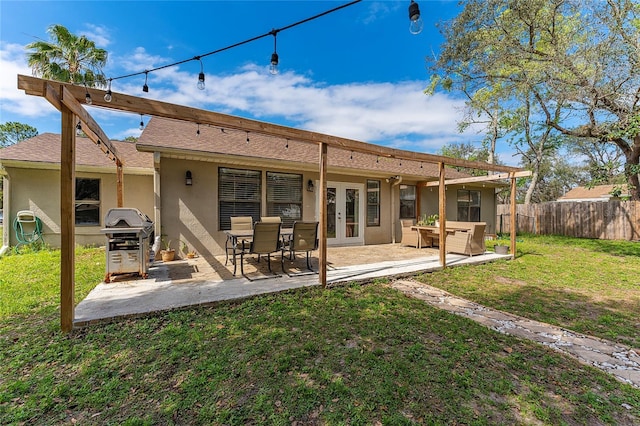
[
  {"xmin": 137, "ymin": 117, "xmax": 502, "ymax": 258},
  {"xmin": 0, "ymin": 133, "xmax": 154, "ymax": 248},
  {"xmin": 558, "ymin": 184, "xmax": 631, "ymax": 202}
]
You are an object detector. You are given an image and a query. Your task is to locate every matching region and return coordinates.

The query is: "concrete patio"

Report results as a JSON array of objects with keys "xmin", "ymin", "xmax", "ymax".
[{"xmin": 74, "ymin": 244, "xmax": 510, "ymax": 327}]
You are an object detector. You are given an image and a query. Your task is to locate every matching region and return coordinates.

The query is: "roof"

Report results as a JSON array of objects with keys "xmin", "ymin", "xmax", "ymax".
[
  {"xmin": 558, "ymin": 184, "xmax": 629, "ymax": 201},
  {"xmin": 0, "ymin": 133, "xmax": 153, "ymax": 170},
  {"xmin": 137, "ymin": 117, "xmax": 471, "ymax": 180}
]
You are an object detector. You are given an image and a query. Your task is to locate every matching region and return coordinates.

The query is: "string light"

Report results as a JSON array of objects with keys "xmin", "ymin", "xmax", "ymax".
[
  {"xmin": 84, "ymin": 84, "xmax": 92, "ymax": 105},
  {"xmin": 246, "ymin": 131, "xmax": 250, "ymax": 143},
  {"xmin": 104, "ymin": 79, "xmax": 112, "ymax": 102},
  {"xmin": 196, "ymin": 123, "xmax": 200, "ymax": 136},
  {"xmin": 285, "ymin": 139, "xmax": 289, "ymax": 150},
  {"xmin": 139, "ymin": 114, "xmax": 145, "ymax": 131},
  {"xmin": 408, "ymin": 1, "xmax": 424, "ymax": 35},
  {"xmin": 269, "ymin": 29, "xmax": 279, "ymax": 75},
  {"xmin": 91, "ymin": 1, "xmax": 361, "ymax": 89},
  {"xmin": 76, "ymin": 121, "xmax": 82, "ymax": 136},
  {"xmin": 420, "ymin": 162, "xmax": 423, "ymax": 169},
  {"xmin": 350, "ymin": 151, "xmax": 353, "ymax": 160},
  {"xmin": 196, "ymin": 57, "xmax": 205, "ymax": 90}
]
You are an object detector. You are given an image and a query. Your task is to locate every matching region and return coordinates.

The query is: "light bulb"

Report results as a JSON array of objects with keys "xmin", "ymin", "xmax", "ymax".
[
  {"xmin": 408, "ymin": 0, "xmax": 424, "ymax": 35},
  {"xmin": 85, "ymin": 92, "xmax": 92, "ymax": 105},
  {"xmin": 104, "ymin": 90, "xmax": 112, "ymax": 102},
  {"xmin": 270, "ymin": 52, "xmax": 279, "ymax": 75},
  {"xmin": 197, "ymin": 72, "xmax": 205, "ymax": 90},
  {"xmin": 409, "ymin": 17, "xmax": 424, "ymax": 34}
]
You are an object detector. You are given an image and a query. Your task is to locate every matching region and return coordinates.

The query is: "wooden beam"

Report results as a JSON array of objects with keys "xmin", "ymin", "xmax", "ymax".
[
  {"xmin": 438, "ymin": 162, "xmax": 446, "ymax": 267},
  {"xmin": 59, "ymin": 85, "xmax": 120, "ymax": 160},
  {"xmin": 424, "ymin": 170, "xmax": 532, "ymax": 186},
  {"xmin": 319, "ymin": 143, "xmax": 328, "ymax": 288},
  {"xmin": 18, "ymin": 75, "xmax": 523, "ymax": 174},
  {"xmin": 510, "ymin": 176, "xmax": 517, "ymax": 258},
  {"xmin": 116, "ymin": 161, "xmax": 124, "ymax": 207},
  {"xmin": 60, "ymin": 105, "xmax": 76, "ymax": 333}
]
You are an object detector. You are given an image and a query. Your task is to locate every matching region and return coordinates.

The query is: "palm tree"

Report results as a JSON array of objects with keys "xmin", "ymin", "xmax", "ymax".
[{"xmin": 26, "ymin": 24, "xmax": 107, "ymax": 87}]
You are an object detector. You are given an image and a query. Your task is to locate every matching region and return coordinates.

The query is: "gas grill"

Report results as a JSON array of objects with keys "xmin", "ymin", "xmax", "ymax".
[{"xmin": 101, "ymin": 208, "xmax": 154, "ymax": 282}]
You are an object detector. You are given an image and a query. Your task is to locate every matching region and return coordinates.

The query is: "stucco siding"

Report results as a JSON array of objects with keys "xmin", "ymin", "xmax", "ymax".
[{"xmin": 4, "ymin": 167, "xmax": 153, "ymax": 248}]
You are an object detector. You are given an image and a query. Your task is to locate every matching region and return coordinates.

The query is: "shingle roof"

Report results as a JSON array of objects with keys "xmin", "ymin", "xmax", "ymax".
[
  {"xmin": 137, "ymin": 117, "xmax": 469, "ymax": 180},
  {"xmin": 559, "ymin": 184, "xmax": 629, "ymax": 200},
  {"xmin": 0, "ymin": 133, "xmax": 153, "ymax": 169}
]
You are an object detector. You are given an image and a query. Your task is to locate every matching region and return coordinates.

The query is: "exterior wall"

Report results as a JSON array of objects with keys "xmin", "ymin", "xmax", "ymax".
[
  {"xmin": 4, "ymin": 166, "xmax": 153, "ymax": 248},
  {"xmin": 419, "ymin": 185, "xmax": 497, "ymax": 234},
  {"xmin": 158, "ymin": 158, "xmax": 396, "ymax": 257}
]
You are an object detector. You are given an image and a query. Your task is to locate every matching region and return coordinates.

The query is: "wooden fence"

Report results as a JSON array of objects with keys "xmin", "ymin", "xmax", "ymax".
[{"xmin": 496, "ymin": 201, "xmax": 640, "ymax": 241}]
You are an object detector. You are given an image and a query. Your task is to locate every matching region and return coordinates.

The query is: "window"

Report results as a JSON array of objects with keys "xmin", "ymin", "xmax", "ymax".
[
  {"xmin": 367, "ymin": 180, "xmax": 380, "ymax": 226},
  {"xmin": 75, "ymin": 178, "xmax": 100, "ymax": 226},
  {"xmin": 399, "ymin": 185, "xmax": 416, "ymax": 219},
  {"xmin": 457, "ymin": 189, "xmax": 481, "ymax": 221},
  {"xmin": 266, "ymin": 172, "xmax": 302, "ymax": 228},
  {"xmin": 219, "ymin": 168, "xmax": 261, "ymax": 230}
]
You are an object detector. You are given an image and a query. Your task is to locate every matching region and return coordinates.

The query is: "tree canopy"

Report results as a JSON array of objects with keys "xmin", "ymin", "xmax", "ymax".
[
  {"xmin": 428, "ymin": 0, "xmax": 640, "ymax": 200},
  {"xmin": 0, "ymin": 122, "xmax": 38, "ymax": 148},
  {"xmin": 26, "ymin": 24, "xmax": 107, "ymax": 87}
]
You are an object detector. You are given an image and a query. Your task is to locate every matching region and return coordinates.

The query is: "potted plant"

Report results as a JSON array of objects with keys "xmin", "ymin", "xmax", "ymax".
[
  {"xmin": 180, "ymin": 240, "xmax": 197, "ymax": 259},
  {"xmin": 493, "ymin": 238, "xmax": 509, "ymax": 255},
  {"xmin": 160, "ymin": 238, "xmax": 175, "ymax": 262}
]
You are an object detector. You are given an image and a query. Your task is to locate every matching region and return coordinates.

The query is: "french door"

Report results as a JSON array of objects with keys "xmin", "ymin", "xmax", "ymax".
[{"xmin": 321, "ymin": 182, "xmax": 364, "ymax": 246}]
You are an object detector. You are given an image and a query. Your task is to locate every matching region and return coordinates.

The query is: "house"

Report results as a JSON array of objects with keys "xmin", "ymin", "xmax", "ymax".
[
  {"xmin": 0, "ymin": 117, "xmax": 505, "ymax": 257},
  {"xmin": 558, "ymin": 184, "xmax": 631, "ymax": 202},
  {"xmin": 136, "ymin": 117, "xmax": 503, "ymax": 258},
  {"xmin": 0, "ymin": 133, "xmax": 154, "ymax": 249}
]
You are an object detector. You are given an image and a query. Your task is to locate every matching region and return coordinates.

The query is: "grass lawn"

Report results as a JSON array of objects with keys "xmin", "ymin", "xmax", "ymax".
[{"xmin": 1, "ymin": 236, "xmax": 639, "ymax": 425}]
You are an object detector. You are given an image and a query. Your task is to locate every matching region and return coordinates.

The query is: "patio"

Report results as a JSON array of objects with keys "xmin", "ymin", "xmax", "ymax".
[{"xmin": 74, "ymin": 244, "xmax": 510, "ymax": 327}]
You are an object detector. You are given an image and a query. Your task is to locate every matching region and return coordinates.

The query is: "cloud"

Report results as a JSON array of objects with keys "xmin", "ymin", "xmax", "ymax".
[
  {"xmin": 0, "ymin": 43, "xmax": 54, "ymax": 120},
  {"xmin": 79, "ymin": 24, "xmax": 111, "ymax": 47},
  {"xmin": 1, "ymin": 42, "xmax": 477, "ymax": 154}
]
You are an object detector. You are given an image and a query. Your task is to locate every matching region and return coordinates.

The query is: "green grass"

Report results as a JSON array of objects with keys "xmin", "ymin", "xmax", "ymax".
[
  {"xmin": 1, "ymin": 237, "xmax": 639, "ymax": 425},
  {"xmin": 417, "ymin": 235, "xmax": 640, "ymax": 348}
]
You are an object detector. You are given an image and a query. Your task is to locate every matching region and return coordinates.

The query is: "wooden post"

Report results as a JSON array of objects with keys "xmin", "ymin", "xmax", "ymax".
[
  {"xmin": 60, "ymin": 105, "xmax": 76, "ymax": 333},
  {"xmin": 318, "ymin": 143, "xmax": 328, "ymax": 288},
  {"xmin": 510, "ymin": 175, "xmax": 517, "ymax": 258},
  {"xmin": 116, "ymin": 160, "xmax": 124, "ymax": 207},
  {"xmin": 438, "ymin": 162, "xmax": 446, "ymax": 267}
]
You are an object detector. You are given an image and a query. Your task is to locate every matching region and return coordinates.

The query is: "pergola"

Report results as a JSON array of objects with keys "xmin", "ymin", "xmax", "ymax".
[{"xmin": 17, "ymin": 74, "xmax": 530, "ymax": 332}]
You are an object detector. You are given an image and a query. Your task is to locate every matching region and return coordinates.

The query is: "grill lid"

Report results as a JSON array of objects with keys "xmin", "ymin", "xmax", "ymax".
[{"xmin": 104, "ymin": 208, "xmax": 153, "ymax": 229}]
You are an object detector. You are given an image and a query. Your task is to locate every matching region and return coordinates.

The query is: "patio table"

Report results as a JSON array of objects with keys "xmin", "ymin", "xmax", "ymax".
[{"xmin": 410, "ymin": 225, "xmax": 468, "ymax": 249}]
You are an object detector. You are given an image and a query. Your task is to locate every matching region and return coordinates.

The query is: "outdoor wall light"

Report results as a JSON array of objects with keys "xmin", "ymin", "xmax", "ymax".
[
  {"xmin": 186, "ymin": 171, "xmax": 193, "ymax": 186},
  {"xmin": 408, "ymin": 0, "xmax": 424, "ymax": 35},
  {"xmin": 307, "ymin": 179, "xmax": 314, "ymax": 192}
]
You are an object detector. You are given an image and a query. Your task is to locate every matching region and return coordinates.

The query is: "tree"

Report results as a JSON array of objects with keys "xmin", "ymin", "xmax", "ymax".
[
  {"xmin": 26, "ymin": 24, "xmax": 107, "ymax": 87},
  {"xmin": 428, "ymin": 0, "xmax": 640, "ymax": 200},
  {"xmin": 438, "ymin": 141, "xmax": 502, "ymax": 176},
  {"xmin": 0, "ymin": 122, "xmax": 38, "ymax": 148}
]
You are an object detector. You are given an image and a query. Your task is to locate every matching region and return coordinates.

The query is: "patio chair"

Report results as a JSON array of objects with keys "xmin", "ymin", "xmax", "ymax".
[
  {"xmin": 445, "ymin": 223, "xmax": 486, "ymax": 256},
  {"xmin": 239, "ymin": 221, "xmax": 282, "ymax": 280},
  {"xmin": 281, "ymin": 221, "xmax": 319, "ymax": 276},
  {"xmin": 260, "ymin": 216, "xmax": 282, "ymax": 223},
  {"xmin": 400, "ymin": 219, "xmax": 422, "ymax": 248},
  {"xmin": 225, "ymin": 216, "xmax": 253, "ymax": 265}
]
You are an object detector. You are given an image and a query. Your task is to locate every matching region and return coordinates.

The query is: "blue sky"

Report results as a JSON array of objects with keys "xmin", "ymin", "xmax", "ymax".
[{"xmin": 0, "ymin": 1, "xmax": 518, "ymax": 164}]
